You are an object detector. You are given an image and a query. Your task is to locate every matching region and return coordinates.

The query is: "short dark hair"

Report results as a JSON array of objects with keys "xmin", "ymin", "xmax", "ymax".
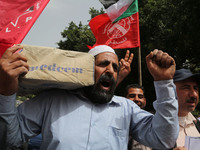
[{"xmin": 124, "ymin": 84, "xmax": 145, "ymax": 97}]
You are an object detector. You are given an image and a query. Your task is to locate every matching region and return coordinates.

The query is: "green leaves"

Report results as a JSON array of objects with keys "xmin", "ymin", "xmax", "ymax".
[
  {"xmin": 139, "ymin": 0, "xmax": 200, "ymax": 70},
  {"xmin": 57, "ymin": 21, "xmax": 95, "ymax": 52}
]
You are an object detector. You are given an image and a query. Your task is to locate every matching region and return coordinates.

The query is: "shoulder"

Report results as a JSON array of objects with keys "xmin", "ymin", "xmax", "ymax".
[
  {"xmin": 36, "ymin": 89, "xmax": 71, "ymax": 99},
  {"xmin": 112, "ymin": 95, "xmax": 130, "ymax": 103},
  {"xmin": 111, "ymin": 95, "xmax": 139, "ymax": 108},
  {"xmin": 22, "ymin": 89, "xmax": 77, "ymax": 106},
  {"xmin": 188, "ymin": 112, "xmax": 197, "ymax": 121}
]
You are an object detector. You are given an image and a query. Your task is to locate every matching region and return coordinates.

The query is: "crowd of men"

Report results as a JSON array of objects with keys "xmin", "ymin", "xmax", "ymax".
[{"xmin": 0, "ymin": 45, "xmax": 199, "ymax": 150}]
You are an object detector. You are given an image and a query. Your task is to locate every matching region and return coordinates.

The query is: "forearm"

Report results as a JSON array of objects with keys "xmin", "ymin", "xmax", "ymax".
[
  {"xmin": 132, "ymin": 80, "xmax": 178, "ymax": 149},
  {"xmin": 0, "ymin": 117, "xmax": 7, "ymax": 149},
  {"xmin": 152, "ymin": 80, "xmax": 179, "ymax": 148},
  {"xmin": 0, "ymin": 94, "xmax": 24, "ymax": 147}
]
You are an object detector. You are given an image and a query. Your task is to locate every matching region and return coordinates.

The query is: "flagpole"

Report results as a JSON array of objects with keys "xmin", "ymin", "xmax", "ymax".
[{"xmin": 137, "ymin": 47, "xmax": 142, "ymax": 86}]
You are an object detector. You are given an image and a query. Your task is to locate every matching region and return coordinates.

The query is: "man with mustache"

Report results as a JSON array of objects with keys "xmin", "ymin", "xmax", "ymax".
[
  {"xmin": 125, "ymin": 84, "xmax": 147, "ymax": 109},
  {"xmin": 125, "ymin": 84, "xmax": 152, "ymax": 150},
  {"xmin": 173, "ymin": 69, "xmax": 200, "ymax": 150},
  {"xmin": 0, "ymin": 45, "xmax": 178, "ymax": 149}
]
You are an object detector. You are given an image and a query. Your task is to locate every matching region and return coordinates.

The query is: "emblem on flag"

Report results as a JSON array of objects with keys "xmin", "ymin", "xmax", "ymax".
[
  {"xmin": 104, "ymin": 15, "xmax": 134, "ymax": 45},
  {"xmin": 89, "ymin": 13, "xmax": 140, "ymax": 49}
]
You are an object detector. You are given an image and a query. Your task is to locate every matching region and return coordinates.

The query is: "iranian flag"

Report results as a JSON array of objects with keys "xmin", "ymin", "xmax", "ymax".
[
  {"xmin": 99, "ymin": 0, "xmax": 138, "ymax": 23},
  {"xmin": 89, "ymin": 0, "xmax": 140, "ymax": 49},
  {"xmin": 0, "ymin": 0, "xmax": 50, "ymax": 58}
]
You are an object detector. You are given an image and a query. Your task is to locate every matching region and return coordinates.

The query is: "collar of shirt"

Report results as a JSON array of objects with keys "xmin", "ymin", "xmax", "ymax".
[
  {"xmin": 179, "ymin": 112, "xmax": 196, "ymax": 128},
  {"xmin": 68, "ymin": 89, "xmax": 121, "ymax": 106}
]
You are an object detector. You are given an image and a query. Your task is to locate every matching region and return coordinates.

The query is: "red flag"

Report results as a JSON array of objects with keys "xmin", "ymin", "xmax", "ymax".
[
  {"xmin": 89, "ymin": 13, "xmax": 140, "ymax": 49},
  {"xmin": 0, "ymin": 0, "xmax": 50, "ymax": 58},
  {"xmin": 0, "ymin": 0, "xmax": 39, "ymax": 30}
]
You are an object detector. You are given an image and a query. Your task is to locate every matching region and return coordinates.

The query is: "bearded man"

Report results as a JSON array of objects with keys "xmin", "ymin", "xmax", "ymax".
[{"xmin": 0, "ymin": 45, "xmax": 178, "ymax": 150}]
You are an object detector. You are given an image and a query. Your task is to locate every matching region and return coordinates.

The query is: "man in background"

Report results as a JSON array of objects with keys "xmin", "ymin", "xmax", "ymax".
[
  {"xmin": 173, "ymin": 68, "xmax": 200, "ymax": 150},
  {"xmin": 125, "ymin": 84, "xmax": 152, "ymax": 150},
  {"xmin": 125, "ymin": 84, "xmax": 147, "ymax": 109}
]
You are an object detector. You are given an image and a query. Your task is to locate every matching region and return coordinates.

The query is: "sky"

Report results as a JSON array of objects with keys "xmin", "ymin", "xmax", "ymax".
[{"xmin": 22, "ymin": 0, "xmax": 102, "ymax": 48}]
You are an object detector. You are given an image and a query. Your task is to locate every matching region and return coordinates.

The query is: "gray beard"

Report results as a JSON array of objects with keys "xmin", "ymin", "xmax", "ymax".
[{"xmin": 84, "ymin": 75, "xmax": 117, "ymax": 104}]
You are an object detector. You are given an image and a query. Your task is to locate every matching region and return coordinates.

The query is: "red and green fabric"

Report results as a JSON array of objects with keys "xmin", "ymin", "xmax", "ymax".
[
  {"xmin": 99, "ymin": 0, "xmax": 138, "ymax": 23},
  {"xmin": 89, "ymin": 12, "xmax": 140, "ymax": 49}
]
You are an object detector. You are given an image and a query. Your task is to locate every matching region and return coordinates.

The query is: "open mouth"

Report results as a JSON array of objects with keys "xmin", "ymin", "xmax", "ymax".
[{"xmin": 100, "ymin": 80, "xmax": 111, "ymax": 91}]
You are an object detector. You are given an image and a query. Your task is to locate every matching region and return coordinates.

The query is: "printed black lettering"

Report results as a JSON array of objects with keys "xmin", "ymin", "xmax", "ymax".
[
  {"xmin": 40, "ymin": 64, "xmax": 47, "ymax": 70},
  {"xmin": 52, "ymin": 64, "xmax": 56, "ymax": 71},
  {"xmin": 57, "ymin": 67, "xmax": 63, "ymax": 72},
  {"xmin": 48, "ymin": 65, "xmax": 52, "ymax": 71},
  {"xmin": 28, "ymin": 64, "xmax": 83, "ymax": 74},
  {"xmin": 80, "ymin": 68, "xmax": 83, "ymax": 73},
  {"xmin": 64, "ymin": 67, "xmax": 67, "ymax": 72},
  {"xmin": 29, "ymin": 66, "xmax": 35, "ymax": 71}
]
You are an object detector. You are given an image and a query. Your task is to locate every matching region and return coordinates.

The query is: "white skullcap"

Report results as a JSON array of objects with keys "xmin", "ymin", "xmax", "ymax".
[{"xmin": 88, "ymin": 45, "xmax": 116, "ymax": 56}]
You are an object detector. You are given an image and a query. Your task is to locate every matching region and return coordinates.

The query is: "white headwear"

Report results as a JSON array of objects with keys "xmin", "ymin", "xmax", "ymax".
[{"xmin": 88, "ymin": 45, "xmax": 116, "ymax": 56}]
